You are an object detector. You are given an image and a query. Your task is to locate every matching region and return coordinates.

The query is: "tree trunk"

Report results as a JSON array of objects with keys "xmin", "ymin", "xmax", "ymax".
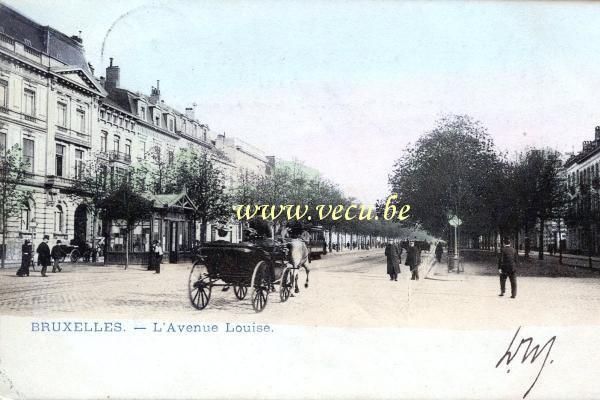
[
  {"xmin": 124, "ymin": 228, "xmax": 129, "ymax": 270},
  {"xmin": 589, "ymin": 222, "xmax": 593, "ymax": 269},
  {"xmin": 328, "ymin": 228, "xmax": 333, "ymax": 253},
  {"xmin": 557, "ymin": 219, "xmax": 562, "ymax": 264},
  {"xmin": 538, "ymin": 218, "xmax": 544, "ymax": 260},
  {"xmin": 524, "ymin": 224, "xmax": 530, "ymax": 259},
  {"xmin": 200, "ymin": 218, "xmax": 207, "ymax": 243},
  {"xmin": 1, "ymin": 228, "xmax": 5, "ymax": 269},
  {"xmin": 91, "ymin": 212, "xmax": 97, "ymax": 262}
]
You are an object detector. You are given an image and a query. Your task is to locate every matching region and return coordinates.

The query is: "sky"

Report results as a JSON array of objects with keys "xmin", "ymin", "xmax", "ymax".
[{"xmin": 6, "ymin": 0, "xmax": 600, "ymax": 203}]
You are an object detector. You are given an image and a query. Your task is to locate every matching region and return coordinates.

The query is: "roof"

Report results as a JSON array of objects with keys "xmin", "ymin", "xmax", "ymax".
[
  {"xmin": 145, "ymin": 190, "xmax": 196, "ymax": 211},
  {"xmin": 0, "ymin": 3, "xmax": 90, "ymax": 72}
]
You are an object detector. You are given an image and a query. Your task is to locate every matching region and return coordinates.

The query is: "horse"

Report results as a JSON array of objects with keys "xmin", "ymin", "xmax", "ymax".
[{"xmin": 286, "ymin": 238, "xmax": 310, "ymax": 294}]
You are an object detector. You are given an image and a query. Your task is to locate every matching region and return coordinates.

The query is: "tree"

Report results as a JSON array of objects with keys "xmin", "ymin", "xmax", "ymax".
[
  {"xmin": 513, "ymin": 149, "xmax": 567, "ymax": 260},
  {"xmin": 66, "ymin": 153, "xmax": 111, "ymax": 261},
  {"xmin": 0, "ymin": 144, "xmax": 30, "ymax": 268},
  {"xmin": 99, "ymin": 182, "xmax": 153, "ymax": 268},
  {"xmin": 165, "ymin": 149, "xmax": 232, "ymax": 242},
  {"xmin": 389, "ymin": 114, "xmax": 502, "ymax": 243}
]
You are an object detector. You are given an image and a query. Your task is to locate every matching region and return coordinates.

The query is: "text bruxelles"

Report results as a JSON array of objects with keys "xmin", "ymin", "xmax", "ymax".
[{"xmin": 234, "ymin": 194, "xmax": 410, "ymax": 222}]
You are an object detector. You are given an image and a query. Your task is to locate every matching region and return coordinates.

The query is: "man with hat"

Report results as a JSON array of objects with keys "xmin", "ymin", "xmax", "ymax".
[
  {"xmin": 50, "ymin": 239, "xmax": 65, "ymax": 273},
  {"xmin": 36, "ymin": 235, "xmax": 52, "ymax": 277}
]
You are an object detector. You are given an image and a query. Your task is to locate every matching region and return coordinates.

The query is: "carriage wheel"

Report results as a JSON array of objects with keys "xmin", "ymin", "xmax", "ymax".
[
  {"xmin": 251, "ymin": 261, "xmax": 269, "ymax": 313},
  {"xmin": 233, "ymin": 285, "xmax": 248, "ymax": 300},
  {"xmin": 188, "ymin": 261, "xmax": 212, "ymax": 310},
  {"xmin": 70, "ymin": 249, "xmax": 80, "ymax": 263},
  {"xmin": 279, "ymin": 266, "xmax": 293, "ymax": 303}
]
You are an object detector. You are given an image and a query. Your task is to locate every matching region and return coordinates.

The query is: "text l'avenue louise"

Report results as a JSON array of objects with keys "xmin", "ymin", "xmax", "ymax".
[{"xmin": 31, "ymin": 321, "xmax": 272, "ymax": 334}]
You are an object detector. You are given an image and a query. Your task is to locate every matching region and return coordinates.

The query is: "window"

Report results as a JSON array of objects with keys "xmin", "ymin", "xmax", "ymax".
[
  {"xmin": 168, "ymin": 119, "xmax": 174, "ymax": 132},
  {"xmin": 0, "ymin": 79, "xmax": 7, "ymax": 108},
  {"xmin": 155, "ymin": 116, "xmax": 160, "ymax": 126},
  {"xmin": 125, "ymin": 139, "xmax": 131, "ymax": 157},
  {"xmin": 55, "ymin": 144, "xmax": 65, "ymax": 177},
  {"xmin": 100, "ymin": 131, "xmax": 107, "ymax": 152},
  {"xmin": 100, "ymin": 109, "xmax": 105, "ymax": 119},
  {"xmin": 113, "ymin": 114, "xmax": 118, "ymax": 124},
  {"xmin": 168, "ymin": 150, "xmax": 174, "ymax": 165},
  {"xmin": 54, "ymin": 205, "xmax": 64, "ymax": 233},
  {"xmin": 113, "ymin": 135, "xmax": 120, "ymax": 152},
  {"xmin": 74, "ymin": 149, "xmax": 84, "ymax": 179},
  {"xmin": 0, "ymin": 132, "xmax": 6, "ymax": 156},
  {"xmin": 22, "ymin": 138, "xmax": 34, "ymax": 173},
  {"xmin": 140, "ymin": 106, "xmax": 146, "ymax": 120},
  {"xmin": 76, "ymin": 109, "xmax": 85, "ymax": 132},
  {"xmin": 119, "ymin": 117, "xmax": 123, "ymax": 127},
  {"xmin": 23, "ymin": 89, "xmax": 35, "ymax": 116},
  {"xmin": 20, "ymin": 202, "xmax": 30, "ymax": 231},
  {"xmin": 57, "ymin": 102, "xmax": 67, "ymax": 127}
]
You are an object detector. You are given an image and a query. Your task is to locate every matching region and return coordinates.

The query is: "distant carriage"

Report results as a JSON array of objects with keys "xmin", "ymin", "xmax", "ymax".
[
  {"xmin": 287, "ymin": 223, "xmax": 327, "ymax": 259},
  {"xmin": 188, "ymin": 239, "xmax": 304, "ymax": 313}
]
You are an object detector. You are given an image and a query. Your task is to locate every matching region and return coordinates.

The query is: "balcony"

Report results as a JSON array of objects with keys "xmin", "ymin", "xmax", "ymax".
[
  {"xmin": 109, "ymin": 150, "xmax": 132, "ymax": 164},
  {"xmin": 23, "ymin": 115, "xmax": 36, "ymax": 122}
]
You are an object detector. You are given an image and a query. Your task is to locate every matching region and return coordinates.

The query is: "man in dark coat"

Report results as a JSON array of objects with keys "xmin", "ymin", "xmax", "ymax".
[
  {"xmin": 384, "ymin": 243, "xmax": 401, "ymax": 281},
  {"xmin": 435, "ymin": 242, "xmax": 443, "ymax": 263},
  {"xmin": 498, "ymin": 237, "xmax": 518, "ymax": 298},
  {"xmin": 405, "ymin": 241, "xmax": 420, "ymax": 280},
  {"xmin": 16, "ymin": 239, "xmax": 33, "ymax": 276},
  {"xmin": 50, "ymin": 240, "xmax": 65, "ymax": 273},
  {"xmin": 36, "ymin": 235, "xmax": 52, "ymax": 277}
]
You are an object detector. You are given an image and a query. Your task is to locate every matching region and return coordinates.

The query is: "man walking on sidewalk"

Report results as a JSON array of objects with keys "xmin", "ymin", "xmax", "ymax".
[
  {"xmin": 498, "ymin": 237, "xmax": 518, "ymax": 298},
  {"xmin": 405, "ymin": 241, "xmax": 420, "ymax": 280},
  {"xmin": 50, "ymin": 240, "xmax": 65, "ymax": 273},
  {"xmin": 36, "ymin": 235, "xmax": 51, "ymax": 277}
]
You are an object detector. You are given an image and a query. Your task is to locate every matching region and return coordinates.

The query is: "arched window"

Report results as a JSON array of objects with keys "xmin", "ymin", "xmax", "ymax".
[{"xmin": 55, "ymin": 205, "xmax": 64, "ymax": 233}]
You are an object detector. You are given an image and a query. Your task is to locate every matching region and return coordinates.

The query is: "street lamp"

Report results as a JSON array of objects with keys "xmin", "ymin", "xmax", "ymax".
[{"xmin": 448, "ymin": 215, "xmax": 463, "ymax": 273}]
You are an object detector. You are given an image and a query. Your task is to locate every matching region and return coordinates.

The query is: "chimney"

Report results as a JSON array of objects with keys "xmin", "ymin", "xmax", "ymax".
[
  {"xmin": 87, "ymin": 62, "xmax": 95, "ymax": 76},
  {"xmin": 595, "ymin": 126, "xmax": 600, "ymax": 141},
  {"xmin": 150, "ymin": 80, "xmax": 160, "ymax": 103},
  {"xmin": 185, "ymin": 102, "xmax": 197, "ymax": 119},
  {"xmin": 70, "ymin": 31, "xmax": 83, "ymax": 44},
  {"xmin": 185, "ymin": 107, "xmax": 194, "ymax": 119},
  {"xmin": 105, "ymin": 58, "xmax": 120, "ymax": 93}
]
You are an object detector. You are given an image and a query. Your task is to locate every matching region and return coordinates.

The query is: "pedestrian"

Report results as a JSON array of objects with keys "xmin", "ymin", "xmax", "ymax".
[
  {"xmin": 36, "ymin": 235, "xmax": 52, "ymax": 277},
  {"xmin": 405, "ymin": 241, "xmax": 420, "ymax": 280},
  {"xmin": 50, "ymin": 240, "xmax": 65, "ymax": 273},
  {"xmin": 16, "ymin": 239, "xmax": 33, "ymax": 277},
  {"xmin": 384, "ymin": 242, "xmax": 401, "ymax": 281},
  {"xmin": 150, "ymin": 240, "xmax": 164, "ymax": 274},
  {"xmin": 435, "ymin": 242, "xmax": 443, "ymax": 263},
  {"xmin": 498, "ymin": 237, "xmax": 518, "ymax": 298}
]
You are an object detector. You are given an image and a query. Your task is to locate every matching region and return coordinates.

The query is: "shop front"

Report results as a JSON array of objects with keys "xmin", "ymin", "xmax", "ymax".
[{"xmin": 104, "ymin": 190, "xmax": 197, "ymax": 265}]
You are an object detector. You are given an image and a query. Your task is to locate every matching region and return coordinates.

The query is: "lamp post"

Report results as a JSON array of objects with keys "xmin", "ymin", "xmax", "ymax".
[{"xmin": 448, "ymin": 215, "xmax": 463, "ymax": 272}]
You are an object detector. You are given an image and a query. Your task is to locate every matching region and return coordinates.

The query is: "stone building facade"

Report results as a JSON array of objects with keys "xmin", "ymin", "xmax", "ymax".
[
  {"xmin": 0, "ymin": 4, "xmax": 272, "ymax": 264},
  {"xmin": 564, "ymin": 126, "xmax": 600, "ymax": 255}
]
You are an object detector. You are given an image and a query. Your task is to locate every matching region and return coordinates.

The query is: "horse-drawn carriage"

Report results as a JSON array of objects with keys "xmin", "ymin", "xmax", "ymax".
[{"xmin": 188, "ymin": 238, "xmax": 309, "ymax": 313}]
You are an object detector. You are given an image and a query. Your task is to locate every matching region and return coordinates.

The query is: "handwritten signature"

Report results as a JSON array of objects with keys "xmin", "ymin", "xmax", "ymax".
[{"xmin": 496, "ymin": 326, "xmax": 556, "ymax": 399}]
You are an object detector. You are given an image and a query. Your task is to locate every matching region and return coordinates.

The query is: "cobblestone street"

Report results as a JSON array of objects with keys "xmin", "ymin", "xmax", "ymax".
[{"xmin": 1, "ymin": 249, "xmax": 599, "ymax": 329}]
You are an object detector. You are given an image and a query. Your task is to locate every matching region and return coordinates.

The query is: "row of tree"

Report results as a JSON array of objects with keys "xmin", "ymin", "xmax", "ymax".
[{"xmin": 389, "ymin": 114, "xmax": 579, "ymax": 262}]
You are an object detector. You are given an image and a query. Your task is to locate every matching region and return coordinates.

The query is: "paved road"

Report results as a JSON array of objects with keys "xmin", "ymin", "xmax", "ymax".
[{"xmin": 1, "ymin": 250, "xmax": 599, "ymax": 329}]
